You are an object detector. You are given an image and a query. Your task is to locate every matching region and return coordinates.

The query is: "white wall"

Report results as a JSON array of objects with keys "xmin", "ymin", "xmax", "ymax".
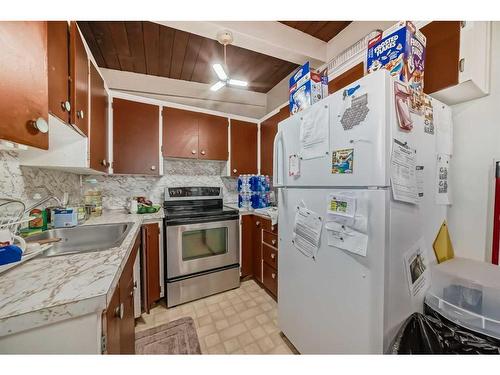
[{"xmin": 448, "ymin": 22, "xmax": 500, "ymax": 262}]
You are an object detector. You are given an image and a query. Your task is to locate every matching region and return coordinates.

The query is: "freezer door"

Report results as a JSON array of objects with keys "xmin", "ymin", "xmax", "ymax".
[
  {"xmin": 274, "ymin": 70, "xmax": 391, "ymax": 188},
  {"xmin": 277, "ymin": 187, "xmax": 388, "ymax": 354}
]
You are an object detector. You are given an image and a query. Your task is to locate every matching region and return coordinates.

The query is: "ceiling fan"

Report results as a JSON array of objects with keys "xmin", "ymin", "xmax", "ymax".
[{"xmin": 210, "ymin": 30, "xmax": 248, "ymax": 91}]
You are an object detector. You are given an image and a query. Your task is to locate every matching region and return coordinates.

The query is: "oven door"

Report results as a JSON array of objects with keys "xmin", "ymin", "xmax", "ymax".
[{"xmin": 166, "ymin": 218, "xmax": 239, "ymax": 279}]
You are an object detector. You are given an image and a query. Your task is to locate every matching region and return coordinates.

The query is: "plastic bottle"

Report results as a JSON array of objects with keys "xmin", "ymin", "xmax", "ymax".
[{"xmin": 83, "ymin": 178, "xmax": 103, "ymax": 217}]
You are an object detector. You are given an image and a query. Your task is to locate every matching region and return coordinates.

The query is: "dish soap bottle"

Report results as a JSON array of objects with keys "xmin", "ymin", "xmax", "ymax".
[{"xmin": 83, "ymin": 178, "xmax": 103, "ymax": 217}]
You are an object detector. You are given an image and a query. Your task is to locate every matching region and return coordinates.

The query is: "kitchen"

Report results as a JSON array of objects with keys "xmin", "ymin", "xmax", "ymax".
[{"xmin": 1, "ymin": 0, "xmax": 500, "ymax": 371}]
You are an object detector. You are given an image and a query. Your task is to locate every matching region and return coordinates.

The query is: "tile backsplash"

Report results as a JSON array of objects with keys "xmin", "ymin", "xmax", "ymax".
[{"xmin": 0, "ymin": 152, "xmax": 238, "ymax": 210}]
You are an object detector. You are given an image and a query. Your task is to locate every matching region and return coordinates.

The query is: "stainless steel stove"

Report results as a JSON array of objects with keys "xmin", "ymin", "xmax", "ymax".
[{"xmin": 163, "ymin": 186, "xmax": 240, "ymax": 307}]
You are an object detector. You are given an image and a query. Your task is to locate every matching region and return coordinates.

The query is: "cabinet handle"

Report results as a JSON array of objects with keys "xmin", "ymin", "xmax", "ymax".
[
  {"xmin": 101, "ymin": 159, "xmax": 107, "ymax": 167},
  {"xmin": 201, "ymin": 150, "xmax": 206, "ymax": 155},
  {"xmin": 61, "ymin": 101, "xmax": 71, "ymax": 112},
  {"xmin": 271, "ymin": 239, "xmax": 276, "ymax": 245},
  {"xmin": 134, "ymin": 281, "xmax": 138, "ymax": 289},
  {"xmin": 130, "ymin": 290, "xmax": 134, "ymax": 298},
  {"xmin": 271, "ymin": 253, "xmax": 276, "ymax": 259},
  {"xmin": 77, "ymin": 109, "xmax": 84, "ymax": 119},
  {"xmin": 31, "ymin": 117, "xmax": 49, "ymax": 134},
  {"xmin": 233, "ymin": 168, "xmax": 238, "ymax": 174},
  {"xmin": 114, "ymin": 303, "xmax": 124, "ymax": 319},
  {"xmin": 271, "ymin": 273, "xmax": 276, "ymax": 279},
  {"xmin": 191, "ymin": 150, "xmax": 197, "ymax": 155},
  {"xmin": 151, "ymin": 165, "xmax": 156, "ymax": 171},
  {"xmin": 459, "ymin": 58, "xmax": 465, "ymax": 73},
  {"xmin": 255, "ymin": 221, "xmax": 260, "ymax": 227}
]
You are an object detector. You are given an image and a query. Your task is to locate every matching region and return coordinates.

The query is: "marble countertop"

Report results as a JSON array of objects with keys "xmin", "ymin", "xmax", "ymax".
[
  {"xmin": 0, "ymin": 209, "xmax": 164, "ymax": 337},
  {"xmin": 224, "ymin": 203, "xmax": 277, "ymax": 220}
]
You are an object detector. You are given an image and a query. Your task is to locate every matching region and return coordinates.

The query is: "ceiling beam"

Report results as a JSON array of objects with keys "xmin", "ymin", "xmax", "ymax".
[
  {"xmin": 100, "ymin": 68, "xmax": 267, "ymax": 118},
  {"xmin": 153, "ymin": 21, "xmax": 327, "ymax": 68}
]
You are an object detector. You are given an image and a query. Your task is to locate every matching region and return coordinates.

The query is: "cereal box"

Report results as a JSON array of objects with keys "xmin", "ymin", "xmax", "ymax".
[
  {"xmin": 289, "ymin": 62, "xmax": 328, "ymax": 115},
  {"xmin": 366, "ymin": 21, "xmax": 426, "ymax": 113}
]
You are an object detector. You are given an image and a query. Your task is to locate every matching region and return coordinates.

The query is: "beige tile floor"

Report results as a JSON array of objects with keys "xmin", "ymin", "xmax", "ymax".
[{"xmin": 135, "ymin": 279, "xmax": 295, "ymax": 354}]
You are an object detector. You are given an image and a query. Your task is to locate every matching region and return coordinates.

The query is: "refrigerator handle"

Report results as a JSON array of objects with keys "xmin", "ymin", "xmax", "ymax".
[{"xmin": 273, "ymin": 129, "xmax": 285, "ymax": 187}]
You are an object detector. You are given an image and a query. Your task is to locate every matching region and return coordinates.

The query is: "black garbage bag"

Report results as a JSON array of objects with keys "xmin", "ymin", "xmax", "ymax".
[{"xmin": 390, "ymin": 305, "xmax": 500, "ymax": 354}]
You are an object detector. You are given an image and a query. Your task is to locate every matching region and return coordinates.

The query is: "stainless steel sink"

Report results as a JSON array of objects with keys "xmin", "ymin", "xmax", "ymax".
[{"xmin": 27, "ymin": 222, "xmax": 134, "ymax": 258}]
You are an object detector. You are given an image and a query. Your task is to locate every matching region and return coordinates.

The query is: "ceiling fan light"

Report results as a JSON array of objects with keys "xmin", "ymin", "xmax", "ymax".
[
  {"xmin": 210, "ymin": 81, "xmax": 226, "ymax": 91},
  {"xmin": 228, "ymin": 79, "xmax": 248, "ymax": 87},
  {"xmin": 213, "ymin": 64, "xmax": 228, "ymax": 81}
]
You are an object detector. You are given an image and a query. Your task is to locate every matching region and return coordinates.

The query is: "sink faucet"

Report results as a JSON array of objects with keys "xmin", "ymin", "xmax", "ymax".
[{"xmin": 24, "ymin": 195, "xmax": 64, "ymax": 214}]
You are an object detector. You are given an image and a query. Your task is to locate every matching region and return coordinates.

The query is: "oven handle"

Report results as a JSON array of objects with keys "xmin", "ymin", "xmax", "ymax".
[{"xmin": 165, "ymin": 216, "xmax": 239, "ymax": 227}]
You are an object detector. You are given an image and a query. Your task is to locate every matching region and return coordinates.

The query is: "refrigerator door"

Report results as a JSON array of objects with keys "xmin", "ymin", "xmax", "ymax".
[
  {"xmin": 277, "ymin": 187, "xmax": 388, "ymax": 354},
  {"xmin": 273, "ymin": 70, "xmax": 392, "ymax": 188}
]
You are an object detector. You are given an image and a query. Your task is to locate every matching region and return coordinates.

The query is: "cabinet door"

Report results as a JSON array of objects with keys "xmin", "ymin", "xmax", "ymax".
[
  {"xmin": 48, "ymin": 21, "xmax": 70, "ymax": 124},
  {"xmin": 240, "ymin": 215, "xmax": 254, "ymax": 278},
  {"xmin": 119, "ymin": 239, "xmax": 138, "ymax": 355},
  {"xmin": 328, "ymin": 62, "xmax": 364, "ymax": 95},
  {"xmin": 141, "ymin": 223, "xmax": 161, "ymax": 313},
  {"xmin": 113, "ymin": 98, "xmax": 160, "ymax": 175},
  {"xmin": 198, "ymin": 113, "xmax": 228, "ymax": 161},
  {"xmin": 260, "ymin": 112, "xmax": 280, "ymax": 176},
  {"xmin": 0, "ymin": 22, "xmax": 48, "ymax": 149},
  {"xmin": 104, "ymin": 285, "xmax": 121, "ymax": 354},
  {"xmin": 89, "ymin": 64, "xmax": 108, "ymax": 172},
  {"xmin": 230, "ymin": 120, "xmax": 258, "ymax": 176},
  {"xmin": 420, "ymin": 21, "xmax": 461, "ymax": 95},
  {"xmin": 252, "ymin": 216, "xmax": 263, "ymax": 283},
  {"xmin": 70, "ymin": 22, "xmax": 89, "ymax": 136},
  {"xmin": 162, "ymin": 107, "xmax": 199, "ymax": 159}
]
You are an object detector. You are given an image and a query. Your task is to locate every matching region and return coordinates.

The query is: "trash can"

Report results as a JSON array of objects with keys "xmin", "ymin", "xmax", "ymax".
[{"xmin": 390, "ymin": 257, "xmax": 500, "ymax": 354}]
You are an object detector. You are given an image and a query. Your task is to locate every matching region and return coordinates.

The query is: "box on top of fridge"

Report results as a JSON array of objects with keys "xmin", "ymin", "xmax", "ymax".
[
  {"xmin": 289, "ymin": 62, "xmax": 328, "ymax": 115},
  {"xmin": 366, "ymin": 21, "xmax": 426, "ymax": 112}
]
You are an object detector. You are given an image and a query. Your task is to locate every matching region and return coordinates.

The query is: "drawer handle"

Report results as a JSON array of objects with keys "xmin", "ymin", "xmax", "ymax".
[
  {"xmin": 271, "ymin": 253, "xmax": 276, "ymax": 259},
  {"xmin": 271, "ymin": 239, "xmax": 276, "ymax": 245},
  {"xmin": 271, "ymin": 273, "xmax": 276, "ymax": 279}
]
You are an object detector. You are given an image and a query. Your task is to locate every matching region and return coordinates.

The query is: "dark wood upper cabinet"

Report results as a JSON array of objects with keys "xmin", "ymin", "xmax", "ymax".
[
  {"xmin": 70, "ymin": 22, "xmax": 89, "ymax": 136},
  {"xmin": 420, "ymin": 21, "xmax": 461, "ymax": 95},
  {"xmin": 113, "ymin": 98, "xmax": 160, "ymax": 175},
  {"xmin": 89, "ymin": 64, "xmax": 108, "ymax": 172},
  {"xmin": 141, "ymin": 223, "xmax": 161, "ymax": 313},
  {"xmin": 230, "ymin": 120, "xmax": 258, "ymax": 176},
  {"xmin": 328, "ymin": 62, "xmax": 364, "ymax": 95},
  {"xmin": 162, "ymin": 107, "xmax": 199, "ymax": 159},
  {"xmin": 198, "ymin": 113, "xmax": 228, "ymax": 161},
  {"xmin": 48, "ymin": 21, "xmax": 70, "ymax": 124},
  {"xmin": 260, "ymin": 112, "xmax": 281, "ymax": 176},
  {"xmin": 0, "ymin": 22, "xmax": 48, "ymax": 149}
]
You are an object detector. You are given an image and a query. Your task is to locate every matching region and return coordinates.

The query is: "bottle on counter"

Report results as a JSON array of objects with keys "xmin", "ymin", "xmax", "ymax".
[{"xmin": 83, "ymin": 178, "xmax": 103, "ymax": 217}]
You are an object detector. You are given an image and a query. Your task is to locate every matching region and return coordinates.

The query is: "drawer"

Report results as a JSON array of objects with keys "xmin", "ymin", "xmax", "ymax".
[
  {"xmin": 263, "ymin": 262, "xmax": 278, "ymax": 297},
  {"xmin": 262, "ymin": 230, "xmax": 278, "ymax": 248},
  {"xmin": 261, "ymin": 218, "xmax": 278, "ymax": 234},
  {"xmin": 262, "ymin": 243, "xmax": 278, "ymax": 269}
]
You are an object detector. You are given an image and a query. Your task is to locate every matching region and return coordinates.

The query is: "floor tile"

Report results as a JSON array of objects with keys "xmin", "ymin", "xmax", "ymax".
[{"xmin": 204, "ymin": 333, "xmax": 221, "ymax": 348}]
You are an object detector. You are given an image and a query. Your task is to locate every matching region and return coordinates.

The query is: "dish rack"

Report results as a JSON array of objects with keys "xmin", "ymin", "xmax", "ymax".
[{"xmin": 0, "ymin": 198, "xmax": 47, "ymax": 275}]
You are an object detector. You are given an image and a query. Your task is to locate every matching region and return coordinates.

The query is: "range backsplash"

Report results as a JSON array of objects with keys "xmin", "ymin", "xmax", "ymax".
[{"xmin": 0, "ymin": 151, "xmax": 238, "ymax": 210}]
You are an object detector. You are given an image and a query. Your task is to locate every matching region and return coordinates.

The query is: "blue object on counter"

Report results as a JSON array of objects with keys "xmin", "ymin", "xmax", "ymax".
[{"xmin": 0, "ymin": 245, "xmax": 23, "ymax": 266}]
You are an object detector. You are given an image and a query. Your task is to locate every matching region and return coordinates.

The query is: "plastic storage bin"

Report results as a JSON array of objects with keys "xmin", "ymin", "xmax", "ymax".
[{"xmin": 425, "ymin": 257, "xmax": 500, "ymax": 339}]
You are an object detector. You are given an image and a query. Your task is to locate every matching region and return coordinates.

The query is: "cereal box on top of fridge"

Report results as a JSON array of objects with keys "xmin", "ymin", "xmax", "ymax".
[
  {"xmin": 289, "ymin": 62, "xmax": 328, "ymax": 115},
  {"xmin": 366, "ymin": 21, "xmax": 426, "ymax": 113}
]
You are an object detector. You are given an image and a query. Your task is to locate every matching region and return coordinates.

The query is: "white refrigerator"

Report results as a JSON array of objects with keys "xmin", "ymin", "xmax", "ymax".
[{"xmin": 273, "ymin": 70, "xmax": 451, "ymax": 354}]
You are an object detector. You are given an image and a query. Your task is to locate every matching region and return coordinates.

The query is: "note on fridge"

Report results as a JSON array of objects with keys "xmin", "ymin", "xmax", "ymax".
[
  {"xmin": 325, "ymin": 221, "xmax": 368, "ymax": 257},
  {"xmin": 403, "ymin": 238, "xmax": 431, "ymax": 298},
  {"xmin": 327, "ymin": 193, "xmax": 356, "ymax": 218},
  {"xmin": 288, "ymin": 154, "xmax": 300, "ymax": 176},
  {"xmin": 416, "ymin": 165, "xmax": 424, "ymax": 198},
  {"xmin": 436, "ymin": 105, "xmax": 453, "ymax": 155},
  {"xmin": 292, "ymin": 204, "xmax": 323, "ymax": 259},
  {"xmin": 390, "ymin": 139, "xmax": 419, "ymax": 204},
  {"xmin": 299, "ymin": 103, "xmax": 329, "ymax": 160},
  {"xmin": 435, "ymin": 154, "xmax": 452, "ymax": 205}
]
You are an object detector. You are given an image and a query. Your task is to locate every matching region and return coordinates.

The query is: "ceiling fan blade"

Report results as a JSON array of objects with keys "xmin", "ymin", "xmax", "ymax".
[
  {"xmin": 210, "ymin": 81, "xmax": 226, "ymax": 92},
  {"xmin": 212, "ymin": 64, "xmax": 228, "ymax": 81},
  {"xmin": 228, "ymin": 79, "xmax": 248, "ymax": 87}
]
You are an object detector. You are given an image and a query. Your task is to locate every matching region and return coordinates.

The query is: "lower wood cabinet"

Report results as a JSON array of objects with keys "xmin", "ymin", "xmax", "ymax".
[
  {"xmin": 103, "ymin": 234, "xmax": 139, "ymax": 354},
  {"xmin": 240, "ymin": 215, "xmax": 254, "ymax": 278},
  {"xmin": 141, "ymin": 223, "xmax": 161, "ymax": 313}
]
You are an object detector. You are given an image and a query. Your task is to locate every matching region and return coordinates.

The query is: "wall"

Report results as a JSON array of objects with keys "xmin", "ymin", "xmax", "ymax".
[
  {"xmin": 448, "ymin": 22, "xmax": 500, "ymax": 262},
  {"xmin": 87, "ymin": 158, "xmax": 238, "ymax": 210},
  {"xmin": 0, "ymin": 151, "xmax": 81, "ymax": 207}
]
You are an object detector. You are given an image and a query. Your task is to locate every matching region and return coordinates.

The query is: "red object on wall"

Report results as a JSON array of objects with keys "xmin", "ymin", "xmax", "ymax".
[{"xmin": 492, "ymin": 161, "xmax": 500, "ymax": 265}]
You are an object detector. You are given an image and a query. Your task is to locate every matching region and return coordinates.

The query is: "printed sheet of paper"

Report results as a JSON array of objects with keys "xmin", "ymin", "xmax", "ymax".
[
  {"xmin": 404, "ymin": 238, "xmax": 431, "ymax": 298},
  {"xmin": 325, "ymin": 221, "xmax": 368, "ymax": 257},
  {"xmin": 299, "ymin": 103, "xmax": 329, "ymax": 160},
  {"xmin": 391, "ymin": 139, "xmax": 418, "ymax": 204},
  {"xmin": 288, "ymin": 154, "xmax": 300, "ymax": 176},
  {"xmin": 293, "ymin": 205, "xmax": 323, "ymax": 259},
  {"xmin": 327, "ymin": 193, "xmax": 356, "ymax": 218},
  {"xmin": 436, "ymin": 105, "xmax": 453, "ymax": 155},
  {"xmin": 436, "ymin": 154, "xmax": 452, "ymax": 205},
  {"xmin": 416, "ymin": 165, "xmax": 424, "ymax": 198}
]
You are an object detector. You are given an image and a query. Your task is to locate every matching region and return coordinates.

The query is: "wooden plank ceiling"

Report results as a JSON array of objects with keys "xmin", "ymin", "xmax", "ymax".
[
  {"xmin": 280, "ymin": 21, "xmax": 352, "ymax": 42},
  {"xmin": 77, "ymin": 21, "xmax": 299, "ymax": 93}
]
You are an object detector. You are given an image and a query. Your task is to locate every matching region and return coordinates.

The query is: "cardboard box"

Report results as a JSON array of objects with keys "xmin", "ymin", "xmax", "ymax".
[
  {"xmin": 367, "ymin": 21, "xmax": 426, "ymax": 112},
  {"xmin": 289, "ymin": 62, "xmax": 328, "ymax": 115}
]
